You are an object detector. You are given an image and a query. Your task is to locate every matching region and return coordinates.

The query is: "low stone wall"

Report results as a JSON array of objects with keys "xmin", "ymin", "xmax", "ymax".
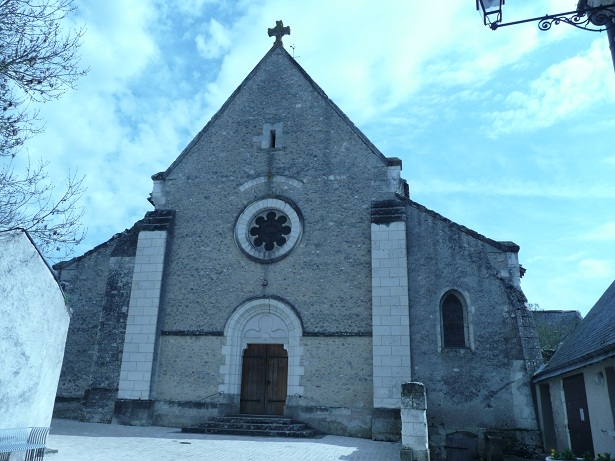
[
  {"xmin": 52, "ymin": 397, "xmax": 82, "ymax": 420},
  {"xmin": 371, "ymin": 408, "xmax": 401, "ymax": 441},
  {"xmin": 285, "ymin": 404, "xmax": 372, "ymax": 439},
  {"xmin": 152, "ymin": 400, "xmax": 221, "ymax": 427}
]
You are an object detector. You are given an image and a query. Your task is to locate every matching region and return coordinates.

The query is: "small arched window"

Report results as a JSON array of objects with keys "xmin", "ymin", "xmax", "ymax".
[{"xmin": 441, "ymin": 292, "xmax": 468, "ymax": 348}]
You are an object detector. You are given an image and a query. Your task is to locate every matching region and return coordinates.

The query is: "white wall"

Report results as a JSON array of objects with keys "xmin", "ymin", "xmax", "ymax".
[
  {"xmin": 0, "ymin": 230, "xmax": 70, "ymax": 428},
  {"xmin": 537, "ymin": 360, "xmax": 615, "ymax": 455},
  {"xmin": 584, "ymin": 361, "xmax": 615, "ymax": 455}
]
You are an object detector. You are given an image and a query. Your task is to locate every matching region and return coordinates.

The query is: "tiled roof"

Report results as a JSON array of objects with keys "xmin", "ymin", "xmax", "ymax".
[{"xmin": 534, "ymin": 279, "xmax": 615, "ymax": 381}]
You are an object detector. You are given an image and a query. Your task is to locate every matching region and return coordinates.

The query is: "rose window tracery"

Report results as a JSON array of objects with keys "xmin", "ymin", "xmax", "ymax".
[
  {"xmin": 249, "ymin": 211, "xmax": 291, "ymax": 251},
  {"xmin": 234, "ymin": 197, "xmax": 302, "ymax": 263}
]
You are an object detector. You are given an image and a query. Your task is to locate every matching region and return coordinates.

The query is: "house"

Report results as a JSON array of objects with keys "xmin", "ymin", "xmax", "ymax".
[
  {"xmin": 0, "ymin": 229, "xmax": 70, "ymax": 428},
  {"xmin": 52, "ymin": 23, "xmax": 543, "ymax": 457},
  {"xmin": 534, "ymin": 279, "xmax": 615, "ymax": 456}
]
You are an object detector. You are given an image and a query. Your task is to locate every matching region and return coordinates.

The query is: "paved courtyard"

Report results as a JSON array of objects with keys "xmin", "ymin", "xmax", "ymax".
[{"xmin": 45, "ymin": 418, "xmax": 402, "ymax": 461}]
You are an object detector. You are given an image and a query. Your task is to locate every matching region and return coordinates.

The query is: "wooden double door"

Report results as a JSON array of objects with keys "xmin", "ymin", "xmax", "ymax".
[{"xmin": 240, "ymin": 344, "xmax": 288, "ymax": 415}]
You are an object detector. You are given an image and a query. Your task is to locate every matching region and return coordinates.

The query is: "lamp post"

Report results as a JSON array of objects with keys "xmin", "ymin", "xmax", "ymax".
[{"xmin": 476, "ymin": 0, "xmax": 615, "ymax": 72}]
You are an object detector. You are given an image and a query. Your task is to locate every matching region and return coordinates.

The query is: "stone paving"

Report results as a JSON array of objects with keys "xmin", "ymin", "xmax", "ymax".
[{"xmin": 46, "ymin": 418, "xmax": 402, "ymax": 461}]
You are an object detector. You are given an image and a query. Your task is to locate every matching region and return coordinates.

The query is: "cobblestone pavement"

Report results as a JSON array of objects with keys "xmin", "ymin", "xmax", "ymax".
[{"xmin": 46, "ymin": 418, "xmax": 402, "ymax": 461}]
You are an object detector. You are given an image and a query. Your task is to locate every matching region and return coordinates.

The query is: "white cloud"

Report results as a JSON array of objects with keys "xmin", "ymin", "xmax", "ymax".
[
  {"xmin": 183, "ymin": 0, "xmax": 552, "ymax": 128},
  {"xmin": 487, "ymin": 38, "xmax": 615, "ymax": 136},
  {"xmin": 412, "ymin": 178, "xmax": 615, "ymax": 199},
  {"xmin": 12, "ymin": 0, "xmax": 183, "ymax": 257},
  {"xmin": 578, "ymin": 258, "xmax": 612, "ymax": 278},
  {"xmin": 172, "ymin": 0, "xmax": 220, "ymax": 16},
  {"xmin": 4, "ymin": 0, "xmax": 611, "ymax": 319},
  {"xmin": 522, "ymin": 267, "xmax": 611, "ymax": 313},
  {"xmin": 196, "ymin": 18, "xmax": 232, "ymax": 59},
  {"xmin": 583, "ymin": 222, "xmax": 615, "ymax": 241},
  {"xmin": 74, "ymin": 1, "xmax": 160, "ymax": 90}
]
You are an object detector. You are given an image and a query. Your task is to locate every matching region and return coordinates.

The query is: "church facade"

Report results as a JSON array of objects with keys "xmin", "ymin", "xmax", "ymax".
[{"xmin": 53, "ymin": 29, "xmax": 543, "ymax": 456}]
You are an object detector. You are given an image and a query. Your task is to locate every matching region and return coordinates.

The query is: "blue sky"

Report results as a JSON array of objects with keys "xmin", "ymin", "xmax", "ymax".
[{"xmin": 15, "ymin": 0, "xmax": 615, "ymax": 316}]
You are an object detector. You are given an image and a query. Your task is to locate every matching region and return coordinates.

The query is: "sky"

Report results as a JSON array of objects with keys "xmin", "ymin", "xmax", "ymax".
[{"xmin": 11, "ymin": 0, "xmax": 615, "ymax": 316}]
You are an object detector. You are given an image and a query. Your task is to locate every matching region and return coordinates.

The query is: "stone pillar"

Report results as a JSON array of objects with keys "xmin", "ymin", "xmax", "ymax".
[
  {"xmin": 385, "ymin": 158, "xmax": 409, "ymax": 198},
  {"xmin": 400, "ymin": 382, "xmax": 429, "ymax": 461},
  {"xmin": 371, "ymin": 200, "xmax": 411, "ymax": 441},
  {"xmin": 115, "ymin": 210, "xmax": 174, "ymax": 425}
]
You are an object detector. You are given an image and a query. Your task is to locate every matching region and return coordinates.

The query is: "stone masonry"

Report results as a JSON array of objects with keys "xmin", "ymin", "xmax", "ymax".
[{"xmin": 53, "ymin": 34, "xmax": 543, "ymax": 456}]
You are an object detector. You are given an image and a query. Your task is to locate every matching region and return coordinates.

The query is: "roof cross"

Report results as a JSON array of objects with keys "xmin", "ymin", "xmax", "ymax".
[{"xmin": 268, "ymin": 20, "xmax": 290, "ymax": 45}]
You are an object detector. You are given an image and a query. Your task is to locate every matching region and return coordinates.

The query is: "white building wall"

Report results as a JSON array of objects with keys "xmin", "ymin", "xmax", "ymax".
[
  {"xmin": 539, "ymin": 361, "xmax": 615, "ymax": 455},
  {"xmin": 0, "ymin": 230, "xmax": 70, "ymax": 428},
  {"xmin": 584, "ymin": 361, "xmax": 615, "ymax": 454}
]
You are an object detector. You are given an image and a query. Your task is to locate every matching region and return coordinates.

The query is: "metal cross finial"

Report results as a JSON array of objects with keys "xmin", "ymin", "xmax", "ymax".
[{"xmin": 268, "ymin": 20, "xmax": 291, "ymax": 45}]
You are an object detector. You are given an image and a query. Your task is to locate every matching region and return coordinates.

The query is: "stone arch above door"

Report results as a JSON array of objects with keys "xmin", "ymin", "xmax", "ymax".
[{"xmin": 219, "ymin": 298, "xmax": 304, "ymax": 398}]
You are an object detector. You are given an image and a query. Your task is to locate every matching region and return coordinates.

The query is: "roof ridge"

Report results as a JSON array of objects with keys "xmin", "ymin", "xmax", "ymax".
[{"xmin": 403, "ymin": 197, "xmax": 520, "ymax": 253}]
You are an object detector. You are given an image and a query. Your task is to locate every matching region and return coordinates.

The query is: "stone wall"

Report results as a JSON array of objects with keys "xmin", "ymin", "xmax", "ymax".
[
  {"xmin": 50, "ymin": 45, "xmax": 543, "ymax": 449},
  {"xmin": 154, "ymin": 335, "xmax": 225, "ymax": 401},
  {"xmin": 156, "ymin": 52, "xmax": 386, "ymax": 335},
  {"xmin": 299, "ymin": 336, "xmax": 373, "ymax": 413},
  {"xmin": 404, "ymin": 201, "xmax": 542, "ymax": 456},
  {"xmin": 54, "ymin": 227, "xmax": 138, "ymax": 421},
  {"xmin": 152, "ymin": 335, "xmax": 374, "ymax": 436},
  {"xmin": 151, "ymin": 45, "xmax": 391, "ymax": 427}
]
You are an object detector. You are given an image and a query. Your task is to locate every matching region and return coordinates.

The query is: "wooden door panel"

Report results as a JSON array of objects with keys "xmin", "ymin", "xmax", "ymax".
[
  {"xmin": 266, "ymin": 346, "xmax": 288, "ymax": 415},
  {"xmin": 240, "ymin": 344, "xmax": 288, "ymax": 415},
  {"xmin": 240, "ymin": 345, "xmax": 266, "ymax": 414},
  {"xmin": 563, "ymin": 374, "xmax": 594, "ymax": 457}
]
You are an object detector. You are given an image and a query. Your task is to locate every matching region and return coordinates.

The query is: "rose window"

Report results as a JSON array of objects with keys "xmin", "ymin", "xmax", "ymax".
[
  {"xmin": 235, "ymin": 197, "xmax": 303, "ymax": 263},
  {"xmin": 249, "ymin": 211, "xmax": 291, "ymax": 251}
]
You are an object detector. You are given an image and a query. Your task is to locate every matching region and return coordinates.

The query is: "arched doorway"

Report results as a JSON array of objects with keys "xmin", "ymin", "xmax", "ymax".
[{"xmin": 219, "ymin": 298, "xmax": 304, "ymax": 415}]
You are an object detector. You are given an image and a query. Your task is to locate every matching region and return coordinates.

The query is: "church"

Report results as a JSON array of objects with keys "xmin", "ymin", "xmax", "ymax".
[{"xmin": 53, "ymin": 22, "xmax": 543, "ymax": 457}]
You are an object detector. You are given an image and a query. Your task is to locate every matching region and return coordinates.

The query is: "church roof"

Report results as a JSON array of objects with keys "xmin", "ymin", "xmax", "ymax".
[
  {"xmin": 159, "ymin": 41, "xmax": 390, "ymax": 179},
  {"xmin": 534, "ymin": 279, "xmax": 615, "ymax": 381}
]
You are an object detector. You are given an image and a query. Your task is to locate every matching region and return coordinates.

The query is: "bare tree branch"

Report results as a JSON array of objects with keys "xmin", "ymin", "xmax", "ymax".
[
  {"xmin": 0, "ymin": 0, "xmax": 87, "ymax": 259},
  {"xmin": 0, "ymin": 158, "xmax": 86, "ymax": 260},
  {"xmin": 0, "ymin": 0, "xmax": 87, "ymax": 157}
]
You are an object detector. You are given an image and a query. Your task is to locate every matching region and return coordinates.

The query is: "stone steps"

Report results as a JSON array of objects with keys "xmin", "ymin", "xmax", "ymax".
[{"xmin": 182, "ymin": 415, "xmax": 320, "ymax": 438}]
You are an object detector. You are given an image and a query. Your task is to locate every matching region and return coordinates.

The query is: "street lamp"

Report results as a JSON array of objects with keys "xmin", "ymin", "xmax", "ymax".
[
  {"xmin": 476, "ymin": 0, "xmax": 615, "ymax": 71},
  {"xmin": 476, "ymin": 0, "xmax": 504, "ymax": 27}
]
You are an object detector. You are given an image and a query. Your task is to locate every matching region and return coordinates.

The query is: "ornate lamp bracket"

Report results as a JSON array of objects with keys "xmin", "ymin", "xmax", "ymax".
[
  {"xmin": 478, "ymin": 1, "xmax": 615, "ymax": 73},
  {"xmin": 489, "ymin": 4, "xmax": 615, "ymax": 32}
]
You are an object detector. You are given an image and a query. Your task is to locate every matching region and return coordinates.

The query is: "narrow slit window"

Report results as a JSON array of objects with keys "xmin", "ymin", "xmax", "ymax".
[{"xmin": 269, "ymin": 129, "xmax": 277, "ymax": 148}]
